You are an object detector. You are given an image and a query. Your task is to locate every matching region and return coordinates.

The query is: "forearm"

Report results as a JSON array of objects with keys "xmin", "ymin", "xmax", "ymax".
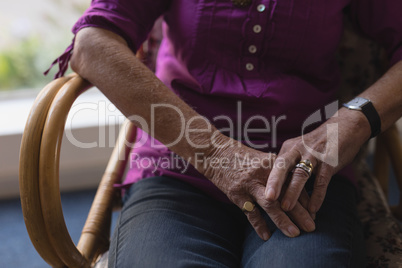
[
  {"xmin": 358, "ymin": 60, "xmax": 402, "ymax": 131},
  {"xmin": 266, "ymin": 61, "xmax": 402, "ymax": 213},
  {"xmin": 70, "ymin": 27, "xmax": 318, "ymax": 240},
  {"xmin": 338, "ymin": 60, "xmax": 402, "ymax": 140},
  {"xmin": 314, "ymin": 61, "xmax": 402, "ymax": 173},
  {"xmin": 71, "ymin": 27, "xmax": 221, "ymax": 172}
]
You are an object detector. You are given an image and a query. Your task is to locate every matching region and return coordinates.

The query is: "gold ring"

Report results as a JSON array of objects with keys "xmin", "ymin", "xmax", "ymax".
[
  {"xmin": 295, "ymin": 159, "xmax": 313, "ymax": 177},
  {"xmin": 242, "ymin": 201, "xmax": 255, "ymax": 212},
  {"xmin": 300, "ymin": 159, "xmax": 313, "ymax": 170}
]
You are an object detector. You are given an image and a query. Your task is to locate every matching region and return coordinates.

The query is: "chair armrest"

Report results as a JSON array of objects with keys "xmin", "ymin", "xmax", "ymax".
[
  {"xmin": 19, "ymin": 74, "xmax": 75, "ymax": 268},
  {"xmin": 21, "ymin": 74, "xmax": 94, "ymax": 267},
  {"xmin": 20, "ymin": 73, "xmax": 137, "ymax": 267}
]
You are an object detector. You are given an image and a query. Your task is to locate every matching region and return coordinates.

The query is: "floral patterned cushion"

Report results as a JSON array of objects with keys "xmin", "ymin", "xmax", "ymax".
[
  {"xmin": 355, "ymin": 160, "xmax": 402, "ymax": 267},
  {"xmin": 338, "ymin": 18, "xmax": 402, "ymax": 267}
]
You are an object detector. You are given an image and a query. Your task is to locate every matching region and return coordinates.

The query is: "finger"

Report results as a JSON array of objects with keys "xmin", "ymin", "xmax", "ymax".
[
  {"xmin": 244, "ymin": 205, "xmax": 272, "ymax": 241},
  {"xmin": 281, "ymin": 158, "xmax": 316, "ymax": 211},
  {"xmin": 257, "ymin": 153, "xmax": 277, "ymax": 185},
  {"xmin": 265, "ymin": 150, "xmax": 300, "ymax": 201},
  {"xmin": 299, "ymin": 188, "xmax": 316, "ymax": 220},
  {"xmin": 298, "ymin": 188, "xmax": 310, "ymax": 209},
  {"xmin": 309, "ymin": 167, "xmax": 332, "ymax": 213},
  {"xmin": 288, "ymin": 201, "xmax": 316, "ymax": 233},
  {"xmin": 262, "ymin": 153, "xmax": 277, "ymax": 172},
  {"xmin": 253, "ymin": 186, "xmax": 300, "ymax": 238},
  {"xmin": 235, "ymin": 194, "xmax": 271, "ymax": 241}
]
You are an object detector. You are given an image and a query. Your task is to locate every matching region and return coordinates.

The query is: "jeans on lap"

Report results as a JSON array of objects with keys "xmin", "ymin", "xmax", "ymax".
[{"xmin": 108, "ymin": 176, "xmax": 365, "ymax": 268}]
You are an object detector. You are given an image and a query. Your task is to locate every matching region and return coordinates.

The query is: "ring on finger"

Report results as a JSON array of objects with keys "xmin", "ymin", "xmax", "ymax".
[
  {"xmin": 242, "ymin": 201, "xmax": 256, "ymax": 212},
  {"xmin": 295, "ymin": 159, "xmax": 313, "ymax": 177},
  {"xmin": 300, "ymin": 159, "xmax": 314, "ymax": 170}
]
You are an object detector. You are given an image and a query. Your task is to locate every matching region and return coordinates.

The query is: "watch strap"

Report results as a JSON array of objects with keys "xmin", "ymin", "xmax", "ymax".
[{"xmin": 361, "ymin": 101, "xmax": 381, "ymax": 138}]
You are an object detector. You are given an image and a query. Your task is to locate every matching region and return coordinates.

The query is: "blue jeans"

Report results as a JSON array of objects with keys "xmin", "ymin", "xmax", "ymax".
[{"xmin": 109, "ymin": 176, "xmax": 365, "ymax": 267}]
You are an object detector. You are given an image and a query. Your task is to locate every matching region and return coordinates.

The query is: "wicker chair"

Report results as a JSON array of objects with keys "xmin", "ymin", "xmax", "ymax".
[
  {"xmin": 19, "ymin": 19, "xmax": 402, "ymax": 268},
  {"xmin": 336, "ymin": 19, "xmax": 402, "ymax": 266}
]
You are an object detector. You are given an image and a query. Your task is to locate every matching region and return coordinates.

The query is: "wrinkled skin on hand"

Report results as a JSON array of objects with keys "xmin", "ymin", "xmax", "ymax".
[
  {"xmin": 203, "ymin": 136, "xmax": 316, "ymax": 241},
  {"xmin": 266, "ymin": 108, "xmax": 370, "ymax": 216}
]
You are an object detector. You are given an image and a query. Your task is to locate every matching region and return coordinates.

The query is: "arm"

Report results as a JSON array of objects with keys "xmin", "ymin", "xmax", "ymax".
[
  {"xmin": 266, "ymin": 60, "xmax": 402, "ymax": 213},
  {"xmin": 71, "ymin": 27, "xmax": 316, "ymax": 240},
  {"xmin": 71, "ymin": 28, "xmax": 211, "ymax": 161},
  {"xmin": 266, "ymin": 0, "xmax": 402, "ymax": 214}
]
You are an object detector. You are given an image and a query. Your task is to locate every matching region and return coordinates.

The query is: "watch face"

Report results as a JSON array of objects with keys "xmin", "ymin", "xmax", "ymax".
[{"xmin": 345, "ymin": 97, "xmax": 369, "ymax": 110}]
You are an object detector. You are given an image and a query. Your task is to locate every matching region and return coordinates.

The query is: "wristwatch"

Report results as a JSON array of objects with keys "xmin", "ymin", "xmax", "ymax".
[{"xmin": 343, "ymin": 97, "xmax": 381, "ymax": 138}]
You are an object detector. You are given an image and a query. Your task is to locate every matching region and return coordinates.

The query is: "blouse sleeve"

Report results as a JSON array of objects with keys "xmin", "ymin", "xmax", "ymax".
[
  {"xmin": 46, "ymin": 0, "xmax": 171, "ymax": 78},
  {"xmin": 349, "ymin": 0, "xmax": 402, "ymax": 67}
]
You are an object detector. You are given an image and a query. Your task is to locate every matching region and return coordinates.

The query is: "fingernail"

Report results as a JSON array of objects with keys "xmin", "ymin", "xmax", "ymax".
[
  {"xmin": 263, "ymin": 232, "xmax": 270, "ymax": 241},
  {"xmin": 281, "ymin": 200, "xmax": 290, "ymax": 211},
  {"xmin": 286, "ymin": 226, "xmax": 300, "ymax": 237},
  {"xmin": 266, "ymin": 188, "xmax": 276, "ymax": 200},
  {"xmin": 304, "ymin": 219, "xmax": 316, "ymax": 232}
]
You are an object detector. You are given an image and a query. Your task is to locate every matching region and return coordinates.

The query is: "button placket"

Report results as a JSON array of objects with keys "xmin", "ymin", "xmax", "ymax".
[
  {"xmin": 242, "ymin": 1, "xmax": 269, "ymax": 74},
  {"xmin": 249, "ymin": 2, "xmax": 266, "ymax": 56}
]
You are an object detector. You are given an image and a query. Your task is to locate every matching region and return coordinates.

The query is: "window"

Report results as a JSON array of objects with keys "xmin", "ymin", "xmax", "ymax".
[
  {"xmin": 0, "ymin": 0, "xmax": 122, "ymax": 199},
  {"xmin": 0, "ymin": 0, "xmax": 90, "ymax": 93}
]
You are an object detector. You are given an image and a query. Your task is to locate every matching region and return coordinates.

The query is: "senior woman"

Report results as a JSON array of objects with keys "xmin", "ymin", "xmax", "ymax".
[{"xmin": 50, "ymin": 0, "xmax": 402, "ymax": 267}]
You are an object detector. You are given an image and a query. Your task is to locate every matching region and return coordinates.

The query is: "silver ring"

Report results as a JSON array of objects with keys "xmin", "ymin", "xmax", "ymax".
[{"xmin": 295, "ymin": 160, "xmax": 313, "ymax": 177}]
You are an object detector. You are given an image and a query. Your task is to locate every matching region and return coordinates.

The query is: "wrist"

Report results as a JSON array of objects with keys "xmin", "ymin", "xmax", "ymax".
[
  {"xmin": 333, "ymin": 107, "xmax": 372, "ymax": 144},
  {"xmin": 342, "ymin": 97, "xmax": 381, "ymax": 138},
  {"xmin": 196, "ymin": 132, "xmax": 234, "ymax": 177},
  {"xmin": 173, "ymin": 121, "xmax": 232, "ymax": 177}
]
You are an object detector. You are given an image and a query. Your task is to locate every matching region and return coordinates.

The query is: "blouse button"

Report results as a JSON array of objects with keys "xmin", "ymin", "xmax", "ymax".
[
  {"xmin": 257, "ymin": 4, "xmax": 266, "ymax": 12},
  {"xmin": 253, "ymin": 25, "xmax": 262, "ymax": 33},
  {"xmin": 248, "ymin": 45, "xmax": 257, "ymax": 54},
  {"xmin": 246, "ymin": 63, "xmax": 254, "ymax": 71}
]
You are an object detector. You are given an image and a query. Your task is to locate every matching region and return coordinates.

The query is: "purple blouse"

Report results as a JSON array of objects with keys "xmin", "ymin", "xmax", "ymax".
[{"xmin": 57, "ymin": 0, "xmax": 402, "ymax": 202}]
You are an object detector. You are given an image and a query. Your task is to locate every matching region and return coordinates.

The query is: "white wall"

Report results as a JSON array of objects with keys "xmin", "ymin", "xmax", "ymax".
[
  {"xmin": 0, "ymin": 129, "xmax": 115, "ymax": 199},
  {"xmin": 0, "ymin": 89, "xmax": 123, "ymax": 199}
]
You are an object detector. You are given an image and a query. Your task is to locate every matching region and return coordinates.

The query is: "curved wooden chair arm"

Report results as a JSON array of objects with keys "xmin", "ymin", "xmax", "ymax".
[
  {"xmin": 20, "ymin": 74, "xmax": 75, "ymax": 268},
  {"xmin": 77, "ymin": 118, "xmax": 136, "ymax": 262},
  {"xmin": 19, "ymin": 73, "xmax": 136, "ymax": 267},
  {"xmin": 373, "ymin": 135, "xmax": 390, "ymax": 196}
]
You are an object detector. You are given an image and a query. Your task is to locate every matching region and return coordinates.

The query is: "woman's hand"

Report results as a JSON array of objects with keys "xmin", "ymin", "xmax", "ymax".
[
  {"xmin": 265, "ymin": 107, "xmax": 371, "ymax": 215},
  {"xmin": 202, "ymin": 135, "xmax": 316, "ymax": 241},
  {"xmin": 264, "ymin": 61, "xmax": 402, "ymax": 216},
  {"xmin": 71, "ymin": 29, "xmax": 314, "ymax": 240}
]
